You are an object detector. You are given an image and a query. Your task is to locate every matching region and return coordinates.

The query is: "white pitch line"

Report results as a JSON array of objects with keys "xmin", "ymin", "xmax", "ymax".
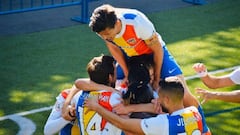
[
  {"xmin": 0, "ymin": 106, "xmax": 52, "ymax": 121},
  {"xmin": 9, "ymin": 114, "xmax": 36, "ymax": 135},
  {"xmin": 0, "ymin": 106, "xmax": 52, "ymax": 135}
]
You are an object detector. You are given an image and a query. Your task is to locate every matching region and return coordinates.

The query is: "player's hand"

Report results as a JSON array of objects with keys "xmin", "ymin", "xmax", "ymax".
[
  {"xmin": 84, "ymin": 95, "xmax": 99, "ymax": 113},
  {"xmin": 69, "ymin": 103, "xmax": 76, "ymax": 117},
  {"xmin": 192, "ymin": 63, "xmax": 208, "ymax": 77},
  {"xmin": 151, "ymin": 99, "xmax": 163, "ymax": 114},
  {"xmin": 62, "ymin": 103, "xmax": 76, "ymax": 121},
  {"xmin": 113, "ymin": 103, "xmax": 129, "ymax": 115},
  {"xmin": 195, "ymin": 88, "xmax": 214, "ymax": 104},
  {"xmin": 121, "ymin": 77, "xmax": 129, "ymax": 87}
]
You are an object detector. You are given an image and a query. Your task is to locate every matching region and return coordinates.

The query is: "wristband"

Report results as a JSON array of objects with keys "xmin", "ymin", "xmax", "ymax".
[{"xmin": 197, "ymin": 70, "xmax": 208, "ymax": 78}]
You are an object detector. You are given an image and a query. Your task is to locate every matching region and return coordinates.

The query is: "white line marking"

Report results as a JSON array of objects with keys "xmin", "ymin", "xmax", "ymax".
[
  {"xmin": 0, "ymin": 106, "xmax": 52, "ymax": 135},
  {"xmin": 0, "ymin": 106, "xmax": 52, "ymax": 121},
  {"xmin": 9, "ymin": 114, "xmax": 36, "ymax": 135}
]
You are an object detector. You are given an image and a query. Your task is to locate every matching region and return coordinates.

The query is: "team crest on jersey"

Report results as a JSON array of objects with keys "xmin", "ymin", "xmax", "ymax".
[{"xmin": 127, "ymin": 38, "xmax": 137, "ymax": 45}]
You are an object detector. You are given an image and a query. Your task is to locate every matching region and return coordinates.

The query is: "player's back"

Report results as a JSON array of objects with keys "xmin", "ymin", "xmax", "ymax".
[{"xmin": 75, "ymin": 90, "xmax": 122, "ymax": 135}]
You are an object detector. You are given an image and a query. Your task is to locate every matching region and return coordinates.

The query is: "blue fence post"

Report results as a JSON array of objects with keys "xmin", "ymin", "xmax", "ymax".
[{"xmin": 71, "ymin": 0, "xmax": 90, "ymax": 24}]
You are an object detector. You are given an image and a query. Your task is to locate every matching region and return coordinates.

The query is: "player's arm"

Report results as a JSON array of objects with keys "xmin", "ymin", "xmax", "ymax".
[
  {"xmin": 44, "ymin": 95, "xmax": 70, "ymax": 135},
  {"xmin": 196, "ymin": 88, "xmax": 240, "ymax": 103},
  {"xmin": 105, "ymin": 41, "xmax": 129, "ymax": 83},
  {"xmin": 145, "ymin": 33, "xmax": 163, "ymax": 90},
  {"xmin": 113, "ymin": 102, "xmax": 161, "ymax": 115},
  {"xmin": 44, "ymin": 116, "xmax": 70, "ymax": 135},
  {"xmin": 85, "ymin": 97, "xmax": 145, "ymax": 135},
  {"xmin": 201, "ymin": 75, "xmax": 235, "ymax": 89},
  {"xmin": 136, "ymin": 15, "xmax": 163, "ymax": 90},
  {"xmin": 193, "ymin": 63, "xmax": 235, "ymax": 89},
  {"xmin": 75, "ymin": 78, "xmax": 116, "ymax": 92},
  {"xmin": 62, "ymin": 86, "xmax": 79, "ymax": 121}
]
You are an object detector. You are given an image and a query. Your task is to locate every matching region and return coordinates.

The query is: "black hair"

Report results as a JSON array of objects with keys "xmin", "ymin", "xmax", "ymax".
[
  {"xmin": 159, "ymin": 77, "xmax": 184, "ymax": 100},
  {"xmin": 89, "ymin": 4, "xmax": 117, "ymax": 33},
  {"xmin": 123, "ymin": 62, "xmax": 154, "ymax": 104},
  {"xmin": 87, "ymin": 55, "xmax": 115, "ymax": 85}
]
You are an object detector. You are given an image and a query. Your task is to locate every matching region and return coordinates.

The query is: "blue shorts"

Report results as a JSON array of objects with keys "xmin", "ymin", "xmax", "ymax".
[
  {"xmin": 116, "ymin": 64, "xmax": 125, "ymax": 79},
  {"xmin": 117, "ymin": 45, "xmax": 182, "ymax": 79},
  {"xmin": 160, "ymin": 46, "xmax": 182, "ymax": 79}
]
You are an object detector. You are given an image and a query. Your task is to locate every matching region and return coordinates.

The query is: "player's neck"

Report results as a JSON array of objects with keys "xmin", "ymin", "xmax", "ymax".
[{"xmin": 168, "ymin": 104, "xmax": 184, "ymax": 114}]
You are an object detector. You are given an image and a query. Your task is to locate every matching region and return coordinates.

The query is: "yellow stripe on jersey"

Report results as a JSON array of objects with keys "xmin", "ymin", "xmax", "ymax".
[
  {"xmin": 71, "ymin": 124, "xmax": 81, "ymax": 135},
  {"xmin": 114, "ymin": 37, "xmax": 138, "ymax": 56},
  {"xmin": 182, "ymin": 112, "xmax": 199, "ymax": 134},
  {"xmin": 113, "ymin": 25, "xmax": 152, "ymax": 57},
  {"xmin": 83, "ymin": 92, "xmax": 102, "ymax": 135}
]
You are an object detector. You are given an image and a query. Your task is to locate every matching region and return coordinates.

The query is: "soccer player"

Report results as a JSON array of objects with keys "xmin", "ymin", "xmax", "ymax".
[
  {"xmin": 122, "ymin": 61, "xmax": 157, "ymax": 119},
  {"xmin": 193, "ymin": 63, "xmax": 240, "ymax": 103},
  {"xmin": 74, "ymin": 54, "xmax": 122, "ymax": 135},
  {"xmin": 85, "ymin": 76, "xmax": 207, "ymax": 135},
  {"xmin": 62, "ymin": 54, "xmax": 123, "ymax": 135},
  {"xmin": 88, "ymin": 4, "xmax": 210, "ymax": 133}
]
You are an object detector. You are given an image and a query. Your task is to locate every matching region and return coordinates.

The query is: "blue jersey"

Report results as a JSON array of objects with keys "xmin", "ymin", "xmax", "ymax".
[
  {"xmin": 60, "ymin": 122, "xmax": 80, "ymax": 135},
  {"xmin": 141, "ymin": 106, "xmax": 205, "ymax": 135}
]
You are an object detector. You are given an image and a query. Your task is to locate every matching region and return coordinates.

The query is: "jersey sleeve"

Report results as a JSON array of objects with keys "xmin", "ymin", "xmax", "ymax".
[
  {"xmin": 72, "ymin": 90, "xmax": 83, "ymax": 105},
  {"xmin": 141, "ymin": 114, "xmax": 168, "ymax": 135},
  {"xmin": 135, "ymin": 11, "xmax": 156, "ymax": 40},
  {"xmin": 229, "ymin": 67, "xmax": 240, "ymax": 84},
  {"xmin": 109, "ymin": 92, "xmax": 122, "ymax": 107},
  {"xmin": 44, "ymin": 94, "xmax": 70, "ymax": 135}
]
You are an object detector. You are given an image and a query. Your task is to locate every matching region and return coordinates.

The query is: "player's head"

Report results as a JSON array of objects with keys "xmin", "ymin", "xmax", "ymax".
[
  {"xmin": 128, "ymin": 54, "xmax": 155, "ymax": 85},
  {"xmin": 158, "ymin": 76, "xmax": 184, "ymax": 112},
  {"xmin": 89, "ymin": 4, "xmax": 120, "ymax": 41},
  {"xmin": 87, "ymin": 54, "xmax": 116, "ymax": 87},
  {"xmin": 123, "ymin": 62, "xmax": 154, "ymax": 104}
]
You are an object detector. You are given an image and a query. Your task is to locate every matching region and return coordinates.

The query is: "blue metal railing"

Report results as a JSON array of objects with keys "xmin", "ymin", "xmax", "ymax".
[
  {"xmin": 0, "ymin": 0, "xmax": 81, "ymax": 15},
  {"xmin": 0, "ymin": 0, "xmax": 97, "ymax": 23}
]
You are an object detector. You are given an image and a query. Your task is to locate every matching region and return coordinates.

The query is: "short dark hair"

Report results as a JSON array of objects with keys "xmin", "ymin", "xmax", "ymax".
[
  {"xmin": 87, "ymin": 55, "xmax": 115, "ymax": 85},
  {"xmin": 123, "ymin": 62, "xmax": 156, "ymax": 119},
  {"xmin": 89, "ymin": 4, "xmax": 117, "ymax": 33},
  {"xmin": 159, "ymin": 77, "xmax": 184, "ymax": 101},
  {"xmin": 123, "ymin": 62, "xmax": 154, "ymax": 104}
]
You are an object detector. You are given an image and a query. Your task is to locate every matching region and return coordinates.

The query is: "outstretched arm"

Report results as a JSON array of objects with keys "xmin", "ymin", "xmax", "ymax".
[
  {"xmin": 196, "ymin": 88, "xmax": 240, "ymax": 104},
  {"xmin": 193, "ymin": 63, "xmax": 235, "ymax": 89}
]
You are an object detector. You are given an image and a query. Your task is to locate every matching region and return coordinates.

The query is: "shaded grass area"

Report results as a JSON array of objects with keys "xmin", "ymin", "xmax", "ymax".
[{"xmin": 0, "ymin": 0, "xmax": 239, "ymax": 134}]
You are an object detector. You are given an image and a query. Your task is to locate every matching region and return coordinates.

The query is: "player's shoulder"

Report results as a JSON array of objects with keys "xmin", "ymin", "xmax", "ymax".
[{"xmin": 185, "ymin": 106, "xmax": 199, "ymax": 112}]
